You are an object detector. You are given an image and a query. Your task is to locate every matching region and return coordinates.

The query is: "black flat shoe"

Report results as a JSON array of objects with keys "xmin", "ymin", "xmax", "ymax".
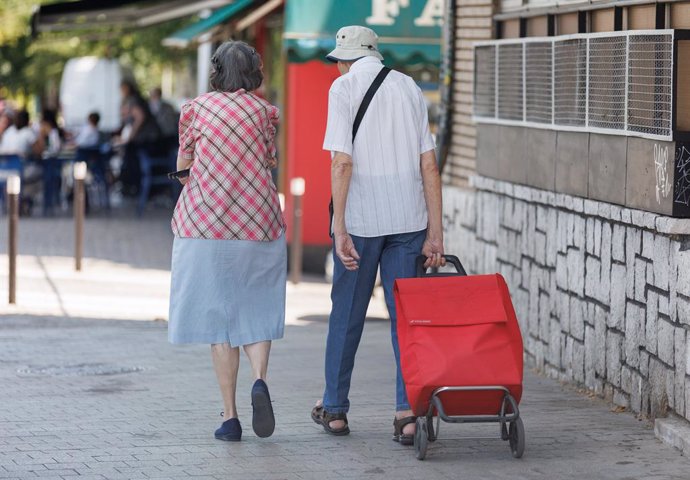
[
  {"xmin": 251, "ymin": 379, "xmax": 275, "ymax": 438},
  {"xmin": 215, "ymin": 418, "xmax": 242, "ymax": 441}
]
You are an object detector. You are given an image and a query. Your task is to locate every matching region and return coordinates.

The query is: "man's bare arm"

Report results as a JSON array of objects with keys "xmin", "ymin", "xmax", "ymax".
[
  {"xmin": 332, "ymin": 151, "xmax": 359, "ymax": 270},
  {"xmin": 420, "ymin": 149, "xmax": 444, "ymax": 268}
]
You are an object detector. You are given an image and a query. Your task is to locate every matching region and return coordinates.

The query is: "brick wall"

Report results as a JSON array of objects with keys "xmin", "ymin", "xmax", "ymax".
[
  {"xmin": 443, "ymin": 177, "xmax": 690, "ymax": 420},
  {"xmin": 442, "ymin": 0, "xmax": 494, "ymax": 188}
]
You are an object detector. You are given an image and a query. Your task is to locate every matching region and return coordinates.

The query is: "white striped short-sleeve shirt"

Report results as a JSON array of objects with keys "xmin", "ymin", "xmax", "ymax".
[{"xmin": 323, "ymin": 56, "xmax": 435, "ymax": 238}]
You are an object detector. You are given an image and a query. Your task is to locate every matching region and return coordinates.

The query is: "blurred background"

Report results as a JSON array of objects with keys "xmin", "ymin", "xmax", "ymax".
[{"xmin": 0, "ymin": 0, "xmax": 446, "ymax": 274}]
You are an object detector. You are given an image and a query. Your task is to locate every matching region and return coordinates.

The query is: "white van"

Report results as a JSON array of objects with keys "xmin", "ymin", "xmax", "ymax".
[{"xmin": 59, "ymin": 57, "xmax": 128, "ymax": 133}]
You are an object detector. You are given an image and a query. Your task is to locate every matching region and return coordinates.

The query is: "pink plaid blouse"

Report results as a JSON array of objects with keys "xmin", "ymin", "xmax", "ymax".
[{"xmin": 171, "ymin": 90, "xmax": 285, "ymax": 241}]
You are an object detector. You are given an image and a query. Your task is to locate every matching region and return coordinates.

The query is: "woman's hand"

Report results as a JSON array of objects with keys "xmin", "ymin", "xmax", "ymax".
[{"xmin": 267, "ymin": 156, "xmax": 277, "ymax": 169}]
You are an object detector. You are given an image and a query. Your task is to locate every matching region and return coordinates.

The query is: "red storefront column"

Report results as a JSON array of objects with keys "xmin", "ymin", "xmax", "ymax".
[{"xmin": 285, "ymin": 60, "xmax": 340, "ymax": 259}]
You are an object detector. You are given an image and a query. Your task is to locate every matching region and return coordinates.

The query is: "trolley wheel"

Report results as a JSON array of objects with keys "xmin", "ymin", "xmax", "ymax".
[
  {"xmin": 414, "ymin": 417, "xmax": 429, "ymax": 460},
  {"xmin": 500, "ymin": 421, "xmax": 509, "ymax": 441},
  {"xmin": 427, "ymin": 415, "xmax": 436, "ymax": 442},
  {"xmin": 508, "ymin": 417, "xmax": 525, "ymax": 458}
]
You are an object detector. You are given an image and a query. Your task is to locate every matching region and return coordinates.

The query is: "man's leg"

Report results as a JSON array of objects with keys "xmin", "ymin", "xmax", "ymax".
[
  {"xmin": 380, "ymin": 229, "xmax": 427, "ymax": 432},
  {"xmin": 322, "ymin": 235, "xmax": 383, "ymax": 421}
]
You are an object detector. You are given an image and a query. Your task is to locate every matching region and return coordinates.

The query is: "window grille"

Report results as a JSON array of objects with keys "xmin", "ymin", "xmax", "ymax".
[
  {"xmin": 627, "ymin": 34, "xmax": 673, "ymax": 137},
  {"xmin": 588, "ymin": 36, "xmax": 626, "ymax": 130},
  {"xmin": 498, "ymin": 44, "xmax": 524, "ymax": 120},
  {"xmin": 474, "ymin": 45, "xmax": 496, "ymax": 118},
  {"xmin": 525, "ymin": 42, "xmax": 553, "ymax": 123},
  {"xmin": 554, "ymin": 38, "xmax": 587, "ymax": 127},
  {"xmin": 473, "ymin": 30, "xmax": 675, "ymax": 141}
]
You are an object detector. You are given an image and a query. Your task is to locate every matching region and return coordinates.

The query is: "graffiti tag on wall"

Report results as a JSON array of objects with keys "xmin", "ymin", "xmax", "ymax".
[
  {"xmin": 654, "ymin": 144, "xmax": 672, "ymax": 204},
  {"xmin": 675, "ymin": 145, "xmax": 690, "ymax": 207}
]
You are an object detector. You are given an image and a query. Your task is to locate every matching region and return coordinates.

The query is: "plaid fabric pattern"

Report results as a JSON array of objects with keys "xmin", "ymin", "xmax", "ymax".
[{"xmin": 171, "ymin": 90, "xmax": 285, "ymax": 241}]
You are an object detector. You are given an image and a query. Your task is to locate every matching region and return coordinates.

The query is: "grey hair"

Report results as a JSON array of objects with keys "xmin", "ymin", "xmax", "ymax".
[{"xmin": 210, "ymin": 41, "xmax": 264, "ymax": 92}]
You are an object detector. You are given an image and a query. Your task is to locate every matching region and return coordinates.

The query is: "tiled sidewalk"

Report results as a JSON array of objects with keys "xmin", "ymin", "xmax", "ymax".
[
  {"xmin": 0, "ymin": 211, "xmax": 688, "ymax": 479},
  {"xmin": 0, "ymin": 312, "xmax": 688, "ymax": 480}
]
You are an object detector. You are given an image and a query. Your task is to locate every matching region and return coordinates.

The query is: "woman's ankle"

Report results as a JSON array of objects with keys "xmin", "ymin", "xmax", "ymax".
[{"xmin": 222, "ymin": 410, "xmax": 238, "ymax": 421}]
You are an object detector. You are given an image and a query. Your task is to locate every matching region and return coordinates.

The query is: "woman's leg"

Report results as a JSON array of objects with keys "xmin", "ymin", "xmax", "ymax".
[
  {"xmin": 244, "ymin": 341, "xmax": 275, "ymax": 437},
  {"xmin": 243, "ymin": 341, "xmax": 271, "ymax": 380},
  {"xmin": 211, "ymin": 343, "xmax": 240, "ymax": 420}
]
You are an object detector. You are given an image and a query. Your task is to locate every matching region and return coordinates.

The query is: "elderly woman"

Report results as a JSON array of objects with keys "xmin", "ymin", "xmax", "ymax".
[{"xmin": 168, "ymin": 41, "xmax": 285, "ymax": 442}]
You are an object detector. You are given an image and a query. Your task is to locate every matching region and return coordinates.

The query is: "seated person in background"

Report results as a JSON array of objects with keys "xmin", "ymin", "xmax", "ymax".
[
  {"xmin": 0, "ymin": 110, "xmax": 37, "ymax": 158},
  {"xmin": 0, "ymin": 112, "xmax": 12, "ymax": 143},
  {"xmin": 118, "ymin": 80, "xmax": 162, "ymax": 195},
  {"xmin": 35, "ymin": 110, "xmax": 63, "ymax": 159},
  {"xmin": 149, "ymin": 87, "xmax": 179, "ymax": 150},
  {"xmin": 72, "ymin": 112, "xmax": 101, "ymax": 149},
  {"xmin": 34, "ymin": 110, "xmax": 64, "ymax": 215}
]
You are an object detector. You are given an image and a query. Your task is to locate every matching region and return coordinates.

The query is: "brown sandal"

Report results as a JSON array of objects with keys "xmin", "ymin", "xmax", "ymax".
[
  {"xmin": 311, "ymin": 405, "xmax": 350, "ymax": 436},
  {"xmin": 393, "ymin": 416, "xmax": 416, "ymax": 445}
]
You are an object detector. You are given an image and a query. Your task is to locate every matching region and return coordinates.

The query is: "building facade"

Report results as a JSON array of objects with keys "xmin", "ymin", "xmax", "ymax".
[{"xmin": 444, "ymin": 0, "xmax": 690, "ymax": 424}]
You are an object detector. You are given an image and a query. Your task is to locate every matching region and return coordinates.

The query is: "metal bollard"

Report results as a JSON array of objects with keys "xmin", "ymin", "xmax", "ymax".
[
  {"xmin": 73, "ymin": 162, "xmax": 87, "ymax": 272},
  {"xmin": 7, "ymin": 175, "xmax": 20, "ymax": 304},
  {"xmin": 289, "ymin": 178, "xmax": 305, "ymax": 284},
  {"xmin": 278, "ymin": 193, "xmax": 285, "ymax": 213}
]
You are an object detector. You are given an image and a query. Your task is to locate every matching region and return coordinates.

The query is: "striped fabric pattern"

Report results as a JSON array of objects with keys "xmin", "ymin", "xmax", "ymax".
[
  {"xmin": 322, "ymin": 57, "xmax": 436, "ymax": 238},
  {"xmin": 172, "ymin": 90, "xmax": 285, "ymax": 241}
]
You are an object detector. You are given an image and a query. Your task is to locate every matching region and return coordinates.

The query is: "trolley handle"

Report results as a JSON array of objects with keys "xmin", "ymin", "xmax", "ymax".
[{"xmin": 415, "ymin": 254, "xmax": 467, "ymax": 278}]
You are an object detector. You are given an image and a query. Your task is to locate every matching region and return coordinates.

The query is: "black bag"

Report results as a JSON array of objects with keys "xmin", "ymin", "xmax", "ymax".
[{"xmin": 328, "ymin": 66, "xmax": 391, "ymax": 237}]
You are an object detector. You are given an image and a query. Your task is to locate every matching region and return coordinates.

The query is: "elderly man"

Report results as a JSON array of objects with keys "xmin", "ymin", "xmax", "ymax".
[{"xmin": 311, "ymin": 25, "xmax": 445, "ymax": 445}]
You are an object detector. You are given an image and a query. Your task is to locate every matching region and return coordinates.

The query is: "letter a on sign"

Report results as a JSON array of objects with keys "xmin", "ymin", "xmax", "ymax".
[{"xmin": 414, "ymin": 0, "xmax": 444, "ymax": 26}]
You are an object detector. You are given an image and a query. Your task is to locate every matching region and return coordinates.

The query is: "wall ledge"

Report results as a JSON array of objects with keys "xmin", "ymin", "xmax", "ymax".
[{"xmin": 469, "ymin": 175, "xmax": 690, "ymax": 235}]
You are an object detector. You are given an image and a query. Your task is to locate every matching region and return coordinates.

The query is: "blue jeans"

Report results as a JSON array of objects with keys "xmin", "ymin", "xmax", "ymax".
[{"xmin": 323, "ymin": 229, "xmax": 426, "ymax": 413}]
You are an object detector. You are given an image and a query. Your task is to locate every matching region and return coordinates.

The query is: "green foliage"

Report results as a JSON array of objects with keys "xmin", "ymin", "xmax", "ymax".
[
  {"xmin": 0, "ymin": 0, "xmax": 35, "ymax": 44},
  {"xmin": 0, "ymin": 1, "xmax": 195, "ymax": 104}
]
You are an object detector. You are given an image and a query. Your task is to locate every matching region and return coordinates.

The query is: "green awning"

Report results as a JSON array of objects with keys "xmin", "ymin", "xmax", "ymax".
[
  {"xmin": 162, "ymin": 0, "xmax": 255, "ymax": 48},
  {"xmin": 283, "ymin": 0, "xmax": 443, "ymax": 67}
]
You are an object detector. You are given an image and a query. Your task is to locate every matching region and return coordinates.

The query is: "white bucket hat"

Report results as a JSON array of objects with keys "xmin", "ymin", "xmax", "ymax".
[{"xmin": 326, "ymin": 25, "xmax": 384, "ymax": 63}]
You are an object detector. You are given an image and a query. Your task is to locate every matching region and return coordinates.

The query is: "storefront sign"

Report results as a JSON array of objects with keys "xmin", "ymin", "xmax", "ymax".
[{"xmin": 366, "ymin": 0, "xmax": 444, "ymax": 27}]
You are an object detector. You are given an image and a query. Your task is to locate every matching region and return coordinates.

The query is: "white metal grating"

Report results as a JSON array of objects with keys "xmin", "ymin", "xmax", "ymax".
[
  {"xmin": 627, "ymin": 34, "xmax": 673, "ymax": 137},
  {"xmin": 474, "ymin": 45, "xmax": 496, "ymax": 118},
  {"xmin": 525, "ymin": 42, "xmax": 552, "ymax": 123},
  {"xmin": 554, "ymin": 38, "xmax": 587, "ymax": 127},
  {"xmin": 473, "ymin": 30, "xmax": 675, "ymax": 141},
  {"xmin": 498, "ymin": 44, "xmax": 524, "ymax": 121},
  {"xmin": 588, "ymin": 36, "xmax": 626, "ymax": 129}
]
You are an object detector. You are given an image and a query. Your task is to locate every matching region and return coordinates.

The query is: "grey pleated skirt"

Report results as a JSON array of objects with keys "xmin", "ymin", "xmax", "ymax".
[{"xmin": 168, "ymin": 233, "xmax": 286, "ymax": 345}]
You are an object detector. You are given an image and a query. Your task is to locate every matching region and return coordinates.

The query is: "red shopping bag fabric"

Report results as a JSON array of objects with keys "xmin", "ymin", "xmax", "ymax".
[{"xmin": 395, "ymin": 273, "xmax": 523, "ymax": 416}]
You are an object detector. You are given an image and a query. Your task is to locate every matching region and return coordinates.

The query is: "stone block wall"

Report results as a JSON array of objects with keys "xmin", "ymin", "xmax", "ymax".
[
  {"xmin": 443, "ymin": 178, "xmax": 690, "ymax": 420},
  {"xmin": 475, "ymin": 125, "xmax": 690, "ymax": 218}
]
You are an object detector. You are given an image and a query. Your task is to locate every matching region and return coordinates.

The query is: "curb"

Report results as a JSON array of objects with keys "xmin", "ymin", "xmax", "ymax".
[{"xmin": 655, "ymin": 414, "xmax": 690, "ymax": 455}]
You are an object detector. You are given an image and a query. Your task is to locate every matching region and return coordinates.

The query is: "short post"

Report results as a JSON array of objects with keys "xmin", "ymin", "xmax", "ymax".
[
  {"xmin": 289, "ymin": 178, "xmax": 305, "ymax": 284},
  {"xmin": 278, "ymin": 193, "xmax": 285, "ymax": 213},
  {"xmin": 73, "ymin": 162, "xmax": 87, "ymax": 272},
  {"xmin": 7, "ymin": 175, "xmax": 20, "ymax": 304}
]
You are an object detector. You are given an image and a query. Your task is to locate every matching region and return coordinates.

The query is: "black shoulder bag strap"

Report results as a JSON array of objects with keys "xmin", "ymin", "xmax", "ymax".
[{"xmin": 329, "ymin": 66, "xmax": 391, "ymax": 237}]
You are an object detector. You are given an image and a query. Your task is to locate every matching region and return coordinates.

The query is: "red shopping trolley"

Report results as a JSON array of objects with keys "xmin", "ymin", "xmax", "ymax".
[{"xmin": 394, "ymin": 255, "xmax": 525, "ymax": 460}]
